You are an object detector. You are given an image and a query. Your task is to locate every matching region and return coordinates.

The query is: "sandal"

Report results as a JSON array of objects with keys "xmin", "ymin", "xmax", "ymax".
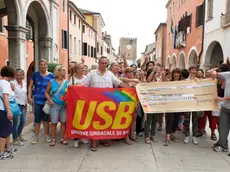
[
  {"xmin": 211, "ymin": 134, "xmax": 217, "ymax": 141},
  {"xmin": 60, "ymin": 139, "xmax": 68, "ymax": 145},
  {"xmin": 49, "ymin": 139, "xmax": 56, "ymax": 147},
  {"xmin": 130, "ymin": 137, "xmax": 139, "ymax": 142},
  {"xmin": 145, "ymin": 138, "xmax": 151, "ymax": 144},
  {"xmin": 90, "ymin": 145, "xmax": 97, "ymax": 152},
  {"xmin": 171, "ymin": 136, "xmax": 179, "ymax": 142},
  {"xmin": 124, "ymin": 138, "xmax": 132, "ymax": 145},
  {"xmin": 163, "ymin": 140, "xmax": 170, "ymax": 146},
  {"xmin": 150, "ymin": 136, "xmax": 158, "ymax": 142},
  {"xmin": 100, "ymin": 142, "xmax": 111, "ymax": 147}
]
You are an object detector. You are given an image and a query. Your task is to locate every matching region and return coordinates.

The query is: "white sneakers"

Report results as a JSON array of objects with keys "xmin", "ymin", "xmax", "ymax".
[
  {"xmin": 184, "ymin": 136, "xmax": 199, "ymax": 145},
  {"xmin": 74, "ymin": 140, "xmax": 79, "ymax": 148}
]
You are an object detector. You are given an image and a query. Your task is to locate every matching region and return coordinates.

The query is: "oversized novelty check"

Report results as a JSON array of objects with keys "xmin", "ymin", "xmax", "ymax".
[{"xmin": 136, "ymin": 79, "xmax": 219, "ymax": 113}]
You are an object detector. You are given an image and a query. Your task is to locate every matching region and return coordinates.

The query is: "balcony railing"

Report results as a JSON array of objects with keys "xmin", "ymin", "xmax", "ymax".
[
  {"xmin": 221, "ymin": 12, "xmax": 230, "ymax": 28},
  {"xmin": 176, "ymin": 31, "xmax": 186, "ymax": 48}
]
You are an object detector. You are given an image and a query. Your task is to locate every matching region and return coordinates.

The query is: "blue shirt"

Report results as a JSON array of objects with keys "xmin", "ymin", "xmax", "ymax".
[
  {"xmin": 50, "ymin": 79, "xmax": 68, "ymax": 105},
  {"xmin": 31, "ymin": 72, "xmax": 54, "ymax": 105}
]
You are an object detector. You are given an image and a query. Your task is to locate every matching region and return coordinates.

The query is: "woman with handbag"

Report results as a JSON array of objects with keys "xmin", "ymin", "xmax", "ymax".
[
  {"xmin": 0, "ymin": 66, "xmax": 19, "ymax": 160},
  {"xmin": 28, "ymin": 59, "xmax": 54, "ymax": 145},
  {"xmin": 11, "ymin": 69, "xmax": 27, "ymax": 146},
  {"xmin": 45, "ymin": 65, "xmax": 68, "ymax": 147}
]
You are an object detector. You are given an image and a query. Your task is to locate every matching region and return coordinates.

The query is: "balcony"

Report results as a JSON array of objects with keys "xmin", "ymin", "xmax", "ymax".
[
  {"xmin": 176, "ymin": 31, "xmax": 186, "ymax": 49},
  {"xmin": 221, "ymin": 12, "xmax": 230, "ymax": 28}
]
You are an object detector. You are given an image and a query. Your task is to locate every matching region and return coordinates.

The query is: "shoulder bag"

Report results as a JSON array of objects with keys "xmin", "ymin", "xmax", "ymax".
[
  {"xmin": 0, "ymin": 97, "xmax": 22, "ymax": 117},
  {"xmin": 43, "ymin": 80, "xmax": 66, "ymax": 114}
]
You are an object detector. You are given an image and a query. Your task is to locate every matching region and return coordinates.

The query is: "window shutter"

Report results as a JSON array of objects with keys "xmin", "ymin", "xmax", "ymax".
[
  {"xmin": 91, "ymin": 46, "xmax": 93, "ymax": 57},
  {"xmin": 196, "ymin": 6, "xmax": 199, "ymax": 27},
  {"xmin": 62, "ymin": 30, "xmax": 64, "ymax": 48},
  {"xmin": 94, "ymin": 48, "xmax": 96, "ymax": 58}
]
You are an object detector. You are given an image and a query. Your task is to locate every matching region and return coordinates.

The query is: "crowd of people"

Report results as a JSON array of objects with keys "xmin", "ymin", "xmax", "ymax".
[{"xmin": 0, "ymin": 55, "xmax": 230, "ymax": 160}]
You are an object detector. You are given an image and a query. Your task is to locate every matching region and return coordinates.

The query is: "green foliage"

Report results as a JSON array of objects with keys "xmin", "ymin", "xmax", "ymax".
[{"xmin": 48, "ymin": 63, "xmax": 59, "ymax": 73}]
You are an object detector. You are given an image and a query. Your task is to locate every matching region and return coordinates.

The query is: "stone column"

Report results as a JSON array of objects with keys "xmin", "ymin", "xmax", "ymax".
[
  {"xmin": 38, "ymin": 37, "xmax": 52, "ymax": 62},
  {"xmin": 5, "ymin": 26, "xmax": 29, "ymax": 71}
]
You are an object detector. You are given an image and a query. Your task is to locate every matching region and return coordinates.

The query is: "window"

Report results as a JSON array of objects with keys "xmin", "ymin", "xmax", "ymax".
[
  {"xmin": 70, "ymin": 10, "xmax": 72, "ymax": 21},
  {"xmin": 62, "ymin": 0, "xmax": 65, "ymax": 12},
  {"xmin": 101, "ymin": 46, "xmax": 103, "ymax": 55},
  {"xmin": 26, "ymin": 19, "xmax": 31, "ymax": 40},
  {"xmin": 207, "ymin": 0, "xmax": 213, "ymax": 19},
  {"xmin": 74, "ymin": 37, "xmax": 76, "ymax": 55},
  {"xmin": 97, "ymin": 42, "xmax": 99, "ymax": 52},
  {"xmin": 83, "ymin": 43, "xmax": 87, "ymax": 56},
  {"xmin": 69, "ymin": 34, "xmax": 72, "ymax": 52},
  {"xmin": 0, "ymin": 18, "xmax": 2, "ymax": 33},
  {"xmin": 83, "ymin": 25, "xmax": 85, "ymax": 33},
  {"xmin": 91, "ymin": 46, "xmax": 94, "ymax": 57},
  {"xmin": 62, "ymin": 30, "xmax": 68, "ymax": 49},
  {"xmin": 79, "ymin": 19, "xmax": 81, "ymax": 29},
  {"xmin": 79, "ymin": 40, "xmax": 81, "ymax": 56},
  {"xmin": 88, "ymin": 45, "xmax": 90, "ymax": 56},
  {"xmin": 74, "ymin": 15, "xmax": 76, "ymax": 25},
  {"xmin": 196, "ymin": 3, "xmax": 204, "ymax": 27},
  {"xmin": 94, "ymin": 48, "xmax": 96, "ymax": 58}
]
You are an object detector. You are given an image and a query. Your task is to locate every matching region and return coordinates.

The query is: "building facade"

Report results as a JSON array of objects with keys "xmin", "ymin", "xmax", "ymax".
[
  {"xmin": 80, "ymin": 9, "xmax": 105, "ymax": 59},
  {"xmin": 59, "ymin": 0, "xmax": 69, "ymax": 69},
  {"xmin": 102, "ymin": 32, "xmax": 115, "ymax": 62},
  {"xmin": 119, "ymin": 37, "xmax": 137, "ymax": 65},
  {"xmin": 155, "ymin": 23, "xmax": 167, "ymax": 67},
  {"xmin": 141, "ymin": 43, "xmax": 156, "ymax": 65},
  {"xmin": 165, "ymin": 0, "xmax": 204, "ymax": 69},
  {"xmin": 82, "ymin": 20, "xmax": 97, "ymax": 66},
  {"xmin": 68, "ymin": 1, "xmax": 84, "ymax": 63},
  {"xmin": 201, "ymin": 0, "xmax": 230, "ymax": 69},
  {"xmin": 0, "ymin": 0, "xmax": 67, "ymax": 71}
]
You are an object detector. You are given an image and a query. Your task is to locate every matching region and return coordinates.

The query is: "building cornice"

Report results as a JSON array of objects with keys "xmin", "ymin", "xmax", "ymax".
[
  {"xmin": 83, "ymin": 20, "xmax": 97, "ymax": 33},
  {"xmin": 154, "ymin": 23, "xmax": 167, "ymax": 34},
  {"xmin": 69, "ymin": 1, "xmax": 86, "ymax": 20},
  {"xmin": 166, "ymin": 0, "xmax": 172, "ymax": 8}
]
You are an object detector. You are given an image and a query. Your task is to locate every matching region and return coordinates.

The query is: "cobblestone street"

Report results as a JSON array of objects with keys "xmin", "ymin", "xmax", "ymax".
[{"xmin": 0, "ymin": 123, "xmax": 230, "ymax": 172}]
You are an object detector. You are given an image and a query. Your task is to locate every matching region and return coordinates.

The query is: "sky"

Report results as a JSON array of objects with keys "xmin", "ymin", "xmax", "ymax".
[{"xmin": 72, "ymin": 0, "xmax": 168, "ymax": 58}]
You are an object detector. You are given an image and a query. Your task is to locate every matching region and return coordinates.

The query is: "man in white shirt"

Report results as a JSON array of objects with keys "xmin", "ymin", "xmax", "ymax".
[{"xmin": 82, "ymin": 56, "xmax": 128, "ymax": 151}]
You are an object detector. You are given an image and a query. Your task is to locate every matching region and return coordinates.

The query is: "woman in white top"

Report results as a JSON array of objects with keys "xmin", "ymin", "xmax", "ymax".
[
  {"xmin": 68, "ymin": 63, "xmax": 87, "ymax": 148},
  {"xmin": 0, "ymin": 66, "xmax": 16, "ymax": 160},
  {"xmin": 11, "ymin": 69, "xmax": 27, "ymax": 146}
]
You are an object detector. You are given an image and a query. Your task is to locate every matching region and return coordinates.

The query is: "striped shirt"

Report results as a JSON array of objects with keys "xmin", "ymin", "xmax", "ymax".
[{"xmin": 30, "ymin": 71, "xmax": 54, "ymax": 105}]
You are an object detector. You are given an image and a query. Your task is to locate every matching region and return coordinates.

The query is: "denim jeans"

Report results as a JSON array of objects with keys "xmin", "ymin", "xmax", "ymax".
[{"xmin": 13, "ymin": 105, "xmax": 26, "ymax": 140}]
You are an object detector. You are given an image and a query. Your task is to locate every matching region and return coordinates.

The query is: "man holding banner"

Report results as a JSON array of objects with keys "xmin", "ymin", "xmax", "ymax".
[{"xmin": 78, "ymin": 56, "xmax": 128, "ymax": 151}]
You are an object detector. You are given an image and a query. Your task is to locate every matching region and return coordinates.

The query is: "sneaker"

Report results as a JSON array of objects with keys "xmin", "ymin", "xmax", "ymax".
[
  {"xmin": 45, "ymin": 136, "xmax": 51, "ymax": 143},
  {"xmin": 74, "ymin": 140, "xmax": 79, "ymax": 148},
  {"xmin": 31, "ymin": 136, "xmax": 38, "ymax": 145},
  {"xmin": 13, "ymin": 140, "xmax": 24, "ymax": 146},
  {"xmin": 213, "ymin": 146, "xmax": 228, "ymax": 152},
  {"xmin": 192, "ymin": 137, "xmax": 198, "ymax": 145},
  {"xmin": 19, "ymin": 135, "xmax": 27, "ymax": 142},
  {"xmin": 81, "ymin": 139, "xmax": 89, "ymax": 144},
  {"xmin": 184, "ymin": 136, "xmax": 189, "ymax": 144},
  {"xmin": 0, "ymin": 152, "xmax": 14, "ymax": 160},
  {"xmin": 5, "ymin": 148, "xmax": 17, "ymax": 155}
]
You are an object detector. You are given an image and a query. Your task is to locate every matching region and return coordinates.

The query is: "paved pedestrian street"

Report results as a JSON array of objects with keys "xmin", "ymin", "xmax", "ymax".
[{"xmin": 0, "ymin": 124, "xmax": 230, "ymax": 172}]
